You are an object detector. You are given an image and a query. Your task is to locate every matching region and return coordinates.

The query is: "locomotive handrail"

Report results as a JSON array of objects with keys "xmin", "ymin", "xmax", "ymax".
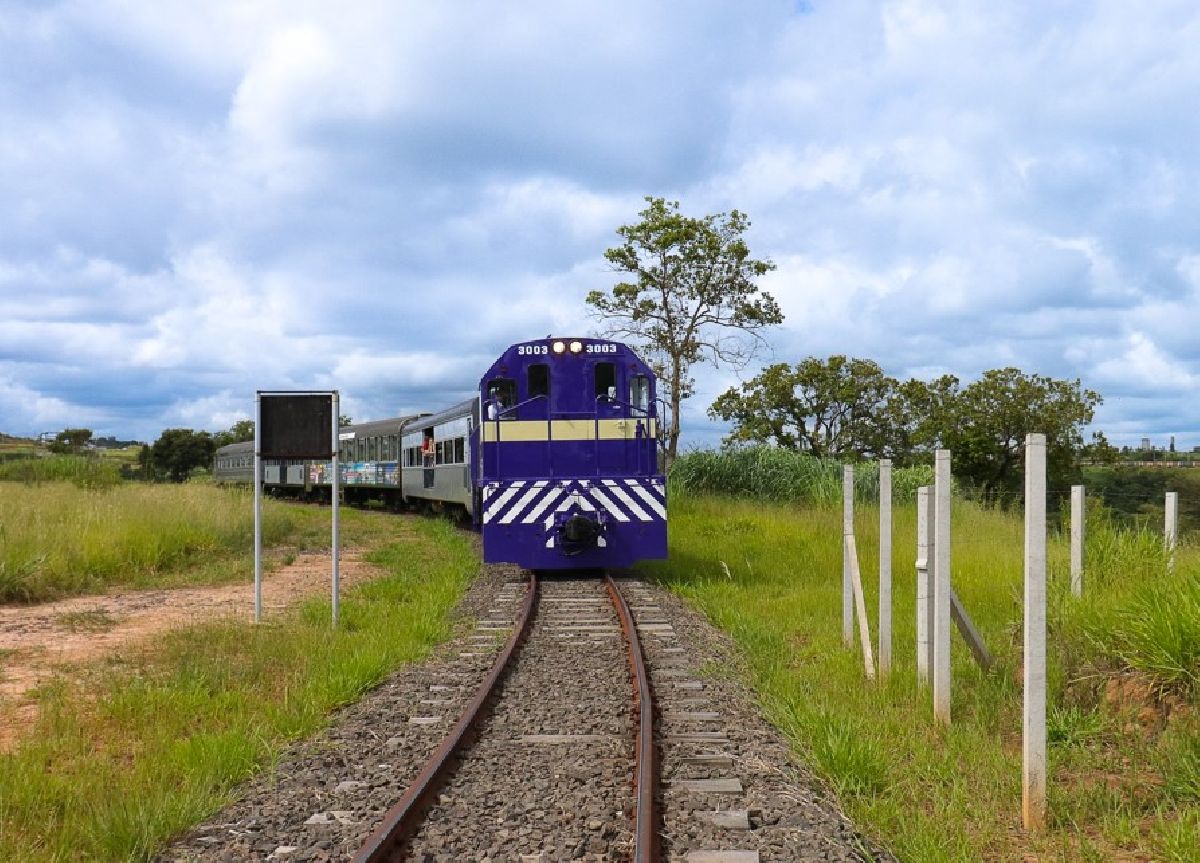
[
  {"xmin": 593, "ymin": 395, "xmax": 655, "ymax": 477},
  {"xmin": 488, "ymin": 393, "xmax": 548, "ymax": 477}
]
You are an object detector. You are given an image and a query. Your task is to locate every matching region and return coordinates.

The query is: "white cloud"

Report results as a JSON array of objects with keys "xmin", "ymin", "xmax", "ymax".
[{"xmin": 2, "ymin": 0, "xmax": 1200, "ymax": 449}]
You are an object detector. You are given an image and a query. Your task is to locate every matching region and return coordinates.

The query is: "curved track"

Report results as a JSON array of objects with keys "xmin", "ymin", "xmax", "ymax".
[{"xmin": 352, "ymin": 571, "xmax": 658, "ymax": 862}]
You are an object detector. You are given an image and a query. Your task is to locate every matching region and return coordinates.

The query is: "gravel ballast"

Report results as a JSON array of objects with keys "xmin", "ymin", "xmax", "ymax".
[{"xmin": 160, "ymin": 566, "xmax": 893, "ymax": 862}]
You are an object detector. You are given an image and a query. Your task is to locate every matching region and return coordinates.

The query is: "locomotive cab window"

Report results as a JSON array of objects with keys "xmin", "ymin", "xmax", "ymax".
[
  {"xmin": 594, "ymin": 362, "xmax": 616, "ymax": 400},
  {"xmin": 527, "ymin": 364, "xmax": 550, "ymax": 398},
  {"xmin": 486, "ymin": 378, "xmax": 516, "ymax": 419},
  {"xmin": 630, "ymin": 374, "xmax": 650, "ymax": 413}
]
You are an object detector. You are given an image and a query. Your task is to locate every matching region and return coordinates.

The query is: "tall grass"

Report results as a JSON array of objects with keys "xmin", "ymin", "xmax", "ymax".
[
  {"xmin": 0, "ymin": 483, "xmax": 300, "ymax": 602},
  {"xmin": 0, "ymin": 455, "xmax": 120, "ymax": 489},
  {"xmin": 0, "ymin": 516, "xmax": 475, "ymax": 861},
  {"xmin": 643, "ymin": 490, "xmax": 1199, "ymax": 861},
  {"xmin": 670, "ymin": 446, "xmax": 933, "ymax": 505}
]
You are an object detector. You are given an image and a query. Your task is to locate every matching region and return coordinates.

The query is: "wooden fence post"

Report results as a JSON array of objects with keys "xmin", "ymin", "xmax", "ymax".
[
  {"xmin": 1165, "ymin": 491, "xmax": 1178, "ymax": 572},
  {"xmin": 916, "ymin": 486, "xmax": 931, "ymax": 685},
  {"xmin": 1070, "ymin": 485, "xmax": 1085, "ymax": 597},
  {"xmin": 843, "ymin": 464, "xmax": 854, "ymax": 647},
  {"xmin": 1023, "ymin": 433, "xmax": 1047, "ymax": 831},
  {"xmin": 933, "ymin": 449, "xmax": 952, "ymax": 726},
  {"xmin": 879, "ymin": 459, "xmax": 893, "ymax": 677}
]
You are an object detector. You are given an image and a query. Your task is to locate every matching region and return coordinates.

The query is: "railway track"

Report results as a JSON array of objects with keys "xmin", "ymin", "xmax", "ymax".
[{"xmin": 351, "ymin": 571, "xmax": 658, "ymax": 862}]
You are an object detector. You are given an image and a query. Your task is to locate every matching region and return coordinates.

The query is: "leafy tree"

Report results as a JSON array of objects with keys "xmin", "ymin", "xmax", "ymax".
[
  {"xmin": 48, "ymin": 428, "xmax": 93, "ymax": 454},
  {"xmin": 710, "ymin": 356, "xmax": 1101, "ymax": 497},
  {"xmin": 339, "ymin": 415, "xmax": 353, "ymax": 428},
  {"xmin": 1081, "ymin": 431, "xmax": 1119, "ymax": 465},
  {"xmin": 213, "ymin": 419, "xmax": 255, "ymax": 448},
  {"xmin": 709, "ymin": 356, "xmax": 898, "ymax": 459},
  {"xmin": 150, "ymin": 428, "xmax": 216, "ymax": 482},
  {"xmin": 587, "ymin": 197, "xmax": 782, "ymax": 464},
  {"xmin": 939, "ymin": 368, "xmax": 1101, "ymax": 499}
]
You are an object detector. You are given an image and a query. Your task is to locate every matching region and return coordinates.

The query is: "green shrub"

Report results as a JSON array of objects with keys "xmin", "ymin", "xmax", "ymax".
[
  {"xmin": 0, "ymin": 455, "xmax": 120, "ymax": 489},
  {"xmin": 669, "ymin": 446, "xmax": 933, "ymax": 506}
]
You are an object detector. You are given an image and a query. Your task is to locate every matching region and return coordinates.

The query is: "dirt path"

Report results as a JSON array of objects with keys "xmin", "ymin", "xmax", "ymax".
[{"xmin": 0, "ymin": 550, "xmax": 385, "ymax": 748}]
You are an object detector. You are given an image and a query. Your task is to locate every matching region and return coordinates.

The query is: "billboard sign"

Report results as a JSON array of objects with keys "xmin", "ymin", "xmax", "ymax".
[{"xmin": 259, "ymin": 393, "xmax": 334, "ymax": 458}]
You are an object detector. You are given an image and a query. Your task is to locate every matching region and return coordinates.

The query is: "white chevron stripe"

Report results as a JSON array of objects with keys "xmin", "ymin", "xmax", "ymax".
[
  {"xmin": 499, "ymin": 481, "xmax": 548, "ymax": 525},
  {"xmin": 483, "ymin": 480, "xmax": 526, "ymax": 524},
  {"xmin": 522, "ymin": 486, "xmax": 564, "ymax": 524},
  {"xmin": 588, "ymin": 486, "xmax": 630, "ymax": 522},
  {"xmin": 627, "ymin": 479, "xmax": 666, "ymax": 519},
  {"xmin": 601, "ymin": 480, "xmax": 649, "ymax": 521}
]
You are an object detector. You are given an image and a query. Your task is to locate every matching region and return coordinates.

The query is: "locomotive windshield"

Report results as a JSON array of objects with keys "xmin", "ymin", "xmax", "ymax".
[{"xmin": 594, "ymin": 362, "xmax": 616, "ymax": 400}]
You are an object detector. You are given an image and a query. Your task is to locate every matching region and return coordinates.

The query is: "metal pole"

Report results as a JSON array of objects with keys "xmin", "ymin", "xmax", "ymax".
[
  {"xmin": 254, "ymin": 392, "xmax": 263, "ymax": 624},
  {"xmin": 842, "ymin": 464, "xmax": 854, "ymax": 647},
  {"xmin": 332, "ymin": 391, "xmax": 341, "ymax": 628},
  {"xmin": 1165, "ymin": 491, "xmax": 1178, "ymax": 572},
  {"xmin": 1070, "ymin": 485, "xmax": 1085, "ymax": 597},
  {"xmin": 1023, "ymin": 433, "xmax": 1047, "ymax": 831},
  {"xmin": 879, "ymin": 459, "xmax": 892, "ymax": 677},
  {"xmin": 916, "ymin": 485, "xmax": 930, "ymax": 685},
  {"xmin": 933, "ymin": 449, "xmax": 951, "ymax": 726}
]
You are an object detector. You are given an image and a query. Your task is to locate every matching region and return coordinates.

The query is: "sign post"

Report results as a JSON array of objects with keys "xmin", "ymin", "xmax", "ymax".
[{"xmin": 255, "ymin": 391, "xmax": 340, "ymax": 626}]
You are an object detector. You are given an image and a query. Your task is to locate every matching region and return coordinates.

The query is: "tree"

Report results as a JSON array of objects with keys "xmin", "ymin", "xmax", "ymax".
[
  {"xmin": 587, "ymin": 197, "xmax": 782, "ymax": 464},
  {"xmin": 709, "ymin": 356, "xmax": 898, "ymax": 459},
  {"xmin": 150, "ymin": 428, "xmax": 216, "ymax": 482},
  {"xmin": 213, "ymin": 419, "xmax": 255, "ymax": 448},
  {"xmin": 48, "ymin": 428, "xmax": 93, "ymax": 454},
  {"xmin": 938, "ymin": 368, "xmax": 1101, "ymax": 499},
  {"xmin": 339, "ymin": 415, "xmax": 353, "ymax": 428}
]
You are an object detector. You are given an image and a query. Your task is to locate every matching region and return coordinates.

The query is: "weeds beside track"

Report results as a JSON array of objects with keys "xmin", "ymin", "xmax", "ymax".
[
  {"xmin": 0, "ymin": 516, "xmax": 475, "ymax": 862},
  {"xmin": 0, "ymin": 483, "xmax": 396, "ymax": 602}
]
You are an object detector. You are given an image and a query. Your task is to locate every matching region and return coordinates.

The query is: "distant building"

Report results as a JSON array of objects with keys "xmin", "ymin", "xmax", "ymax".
[
  {"xmin": 1170, "ymin": 435, "xmax": 1176, "ymax": 453},
  {"xmin": 1140, "ymin": 437, "xmax": 1152, "ymax": 451}
]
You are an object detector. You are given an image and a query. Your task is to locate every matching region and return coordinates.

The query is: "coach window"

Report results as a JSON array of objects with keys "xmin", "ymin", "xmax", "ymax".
[
  {"xmin": 594, "ymin": 362, "xmax": 616, "ymax": 400},
  {"xmin": 630, "ymin": 374, "xmax": 650, "ymax": 413},
  {"xmin": 454, "ymin": 438, "xmax": 465, "ymax": 463}
]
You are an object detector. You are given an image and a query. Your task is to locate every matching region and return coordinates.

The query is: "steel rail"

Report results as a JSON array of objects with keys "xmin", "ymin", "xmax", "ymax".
[
  {"xmin": 351, "ymin": 571, "xmax": 540, "ymax": 863},
  {"xmin": 605, "ymin": 573, "xmax": 659, "ymax": 863}
]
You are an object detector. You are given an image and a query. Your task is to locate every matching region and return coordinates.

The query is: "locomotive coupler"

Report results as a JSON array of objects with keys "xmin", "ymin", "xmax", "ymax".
[{"xmin": 555, "ymin": 507, "xmax": 608, "ymax": 553}]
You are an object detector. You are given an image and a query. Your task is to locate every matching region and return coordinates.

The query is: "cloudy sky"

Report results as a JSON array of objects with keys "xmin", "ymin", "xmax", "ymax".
[{"xmin": 2, "ymin": 1, "xmax": 1199, "ymax": 449}]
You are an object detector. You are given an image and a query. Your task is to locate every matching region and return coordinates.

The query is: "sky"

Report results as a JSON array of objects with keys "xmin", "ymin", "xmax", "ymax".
[{"xmin": 2, "ymin": 0, "xmax": 1199, "ymax": 450}]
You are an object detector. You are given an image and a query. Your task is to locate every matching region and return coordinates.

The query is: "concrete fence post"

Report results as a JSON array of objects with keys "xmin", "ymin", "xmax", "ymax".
[
  {"xmin": 1023, "ymin": 433, "xmax": 1048, "ymax": 831},
  {"xmin": 933, "ymin": 449, "xmax": 952, "ymax": 726},
  {"xmin": 1070, "ymin": 485, "xmax": 1085, "ymax": 597},
  {"xmin": 915, "ymin": 486, "xmax": 931, "ymax": 685},
  {"xmin": 843, "ymin": 464, "xmax": 854, "ymax": 647},
  {"xmin": 1165, "ymin": 491, "xmax": 1178, "ymax": 572},
  {"xmin": 879, "ymin": 459, "xmax": 893, "ymax": 677}
]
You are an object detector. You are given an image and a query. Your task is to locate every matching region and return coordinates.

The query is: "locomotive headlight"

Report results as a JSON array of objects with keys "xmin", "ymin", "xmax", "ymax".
[
  {"xmin": 569, "ymin": 340, "xmax": 583, "ymax": 353},
  {"xmin": 552, "ymin": 341, "xmax": 566, "ymax": 354}
]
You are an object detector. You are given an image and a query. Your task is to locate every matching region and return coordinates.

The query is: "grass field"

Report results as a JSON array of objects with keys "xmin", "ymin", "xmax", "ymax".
[
  {"xmin": 0, "ymin": 515, "xmax": 475, "ymax": 862},
  {"xmin": 643, "ymin": 492, "xmax": 1199, "ymax": 861},
  {"xmin": 0, "ymin": 482, "xmax": 399, "ymax": 602}
]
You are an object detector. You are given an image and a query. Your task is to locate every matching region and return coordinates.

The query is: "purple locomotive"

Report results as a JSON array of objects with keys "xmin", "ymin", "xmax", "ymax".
[
  {"xmin": 214, "ymin": 336, "xmax": 667, "ymax": 571},
  {"xmin": 476, "ymin": 336, "xmax": 666, "ymax": 570}
]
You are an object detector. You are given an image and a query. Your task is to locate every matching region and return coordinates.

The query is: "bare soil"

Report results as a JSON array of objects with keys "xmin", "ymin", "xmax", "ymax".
[{"xmin": 0, "ymin": 549, "xmax": 383, "ymax": 749}]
